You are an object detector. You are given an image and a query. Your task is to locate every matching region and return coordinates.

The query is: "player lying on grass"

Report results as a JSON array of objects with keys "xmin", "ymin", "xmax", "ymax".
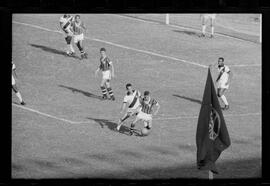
[
  {"xmin": 200, "ymin": 14, "xmax": 216, "ymax": 38},
  {"xmin": 59, "ymin": 14, "xmax": 75, "ymax": 56},
  {"xmin": 12, "ymin": 62, "xmax": 26, "ymax": 105},
  {"xmin": 72, "ymin": 15, "xmax": 88, "ymax": 59},
  {"xmin": 95, "ymin": 48, "xmax": 115, "ymax": 100},
  {"xmin": 129, "ymin": 91, "xmax": 160, "ymax": 136},
  {"xmin": 116, "ymin": 83, "xmax": 142, "ymax": 131},
  {"xmin": 212, "ymin": 57, "xmax": 232, "ymax": 110}
]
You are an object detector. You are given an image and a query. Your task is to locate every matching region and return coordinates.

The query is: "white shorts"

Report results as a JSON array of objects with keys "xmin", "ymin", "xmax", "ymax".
[
  {"xmin": 12, "ymin": 75, "xmax": 15, "ymax": 85},
  {"xmin": 127, "ymin": 106, "xmax": 141, "ymax": 116},
  {"xmin": 102, "ymin": 70, "xmax": 111, "ymax": 80},
  {"xmin": 74, "ymin": 33, "xmax": 84, "ymax": 43},
  {"xmin": 136, "ymin": 111, "xmax": 152, "ymax": 122},
  {"xmin": 217, "ymin": 80, "xmax": 229, "ymax": 89},
  {"xmin": 202, "ymin": 14, "xmax": 216, "ymax": 19}
]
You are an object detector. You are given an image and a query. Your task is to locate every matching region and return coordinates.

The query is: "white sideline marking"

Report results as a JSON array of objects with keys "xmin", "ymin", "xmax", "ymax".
[
  {"xmin": 113, "ymin": 14, "xmax": 261, "ymax": 45},
  {"xmin": 12, "ymin": 21, "xmax": 260, "ymax": 68},
  {"xmin": 13, "ymin": 103, "xmax": 260, "ymax": 124},
  {"xmin": 12, "ymin": 103, "xmax": 85, "ymax": 124}
]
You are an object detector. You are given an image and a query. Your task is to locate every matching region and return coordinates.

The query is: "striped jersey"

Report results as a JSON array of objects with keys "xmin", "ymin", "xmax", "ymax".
[
  {"xmin": 73, "ymin": 21, "xmax": 85, "ymax": 35},
  {"xmin": 123, "ymin": 90, "xmax": 141, "ymax": 109},
  {"xmin": 99, "ymin": 57, "xmax": 112, "ymax": 71},
  {"xmin": 140, "ymin": 97, "xmax": 158, "ymax": 114},
  {"xmin": 59, "ymin": 15, "xmax": 74, "ymax": 33}
]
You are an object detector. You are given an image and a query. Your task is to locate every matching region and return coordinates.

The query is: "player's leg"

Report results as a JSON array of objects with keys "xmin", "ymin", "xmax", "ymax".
[
  {"xmin": 217, "ymin": 88, "xmax": 229, "ymax": 109},
  {"xmin": 65, "ymin": 35, "xmax": 75, "ymax": 56},
  {"xmin": 78, "ymin": 39, "xmax": 87, "ymax": 59},
  {"xmin": 201, "ymin": 15, "xmax": 206, "ymax": 37},
  {"xmin": 130, "ymin": 117, "xmax": 140, "ymax": 135},
  {"xmin": 100, "ymin": 78, "xmax": 108, "ymax": 99},
  {"xmin": 117, "ymin": 112, "xmax": 131, "ymax": 131},
  {"xmin": 12, "ymin": 84, "xmax": 25, "ymax": 105},
  {"xmin": 210, "ymin": 17, "xmax": 215, "ymax": 38},
  {"xmin": 106, "ymin": 80, "xmax": 115, "ymax": 101}
]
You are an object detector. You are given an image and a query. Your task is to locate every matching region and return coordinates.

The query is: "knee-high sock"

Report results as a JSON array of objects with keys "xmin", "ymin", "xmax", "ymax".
[
  {"xmin": 107, "ymin": 87, "xmax": 114, "ymax": 97},
  {"xmin": 101, "ymin": 86, "xmax": 107, "ymax": 96},
  {"xmin": 220, "ymin": 95, "xmax": 229, "ymax": 105}
]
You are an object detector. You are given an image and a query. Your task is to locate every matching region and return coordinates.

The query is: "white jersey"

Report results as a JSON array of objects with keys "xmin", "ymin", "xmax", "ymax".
[
  {"xmin": 123, "ymin": 90, "xmax": 141, "ymax": 109},
  {"xmin": 59, "ymin": 15, "xmax": 74, "ymax": 34},
  {"xmin": 217, "ymin": 65, "xmax": 230, "ymax": 89}
]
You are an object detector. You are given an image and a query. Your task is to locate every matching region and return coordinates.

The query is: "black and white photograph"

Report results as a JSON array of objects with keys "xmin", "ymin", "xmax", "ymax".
[{"xmin": 11, "ymin": 13, "xmax": 261, "ymax": 180}]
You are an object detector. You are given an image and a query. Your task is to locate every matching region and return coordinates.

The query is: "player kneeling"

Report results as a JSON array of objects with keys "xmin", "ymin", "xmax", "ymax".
[
  {"xmin": 116, "ymin": 83, "xmax": 141, "ymax": 131},
  {"xmin": 129, "ymin": 91, "xmax": 160, "ymax": 136}
]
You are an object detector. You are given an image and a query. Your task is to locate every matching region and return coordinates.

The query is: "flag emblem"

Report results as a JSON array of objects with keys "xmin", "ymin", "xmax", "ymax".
[{"xmin": 209, "ymin": 107, "xmax": 221, "ymax": 141}]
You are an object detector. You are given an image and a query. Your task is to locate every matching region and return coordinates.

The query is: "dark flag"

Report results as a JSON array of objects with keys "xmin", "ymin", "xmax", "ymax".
[{"xmin": 196, "ymin": 67, "xmax": 231, "ymax": 174}]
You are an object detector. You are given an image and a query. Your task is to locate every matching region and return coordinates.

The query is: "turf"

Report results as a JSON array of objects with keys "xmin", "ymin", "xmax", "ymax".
[{"xmin": 12, "ymin": 14, "xmax": 261, "ymax": 179}]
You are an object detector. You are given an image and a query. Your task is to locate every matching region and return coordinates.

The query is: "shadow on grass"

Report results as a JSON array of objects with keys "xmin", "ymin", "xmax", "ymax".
[
  {"xmin": 173, "ymin": 94, "xmax": 202, "ymax": 105},
  {"xmin": 29, "ymin": 43, "xmax": 80, "ymax": 59},
  {"xmin": 87, "ymin": 117, "xmax": 142, "ymax": 136},
  {"xmin": 59, "ymin": 85, "xmax": 103, "ymax": 100},
  {"xmin": 173, "ymin": 30, "xmax": 201, "ymax": 37}
]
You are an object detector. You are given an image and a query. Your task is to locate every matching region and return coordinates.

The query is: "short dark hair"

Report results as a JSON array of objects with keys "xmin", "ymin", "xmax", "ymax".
[
  {"xmin": 218, "ymin": 57, "xmax": 224, "ymax": 62},
  {"xmin": 75, "ymin": 15, "xmax": 80, "ymax": 19},
  {"xmin": 100, "ymin": 48, "xmax": 106, "ymax": 52},
  {"xmin": 126, "ymin": 83, "xmax": 132, "ymax": 89},
  {"xmin": 144, "ymin": 91, "xmax": 150, "ymax": 96}
]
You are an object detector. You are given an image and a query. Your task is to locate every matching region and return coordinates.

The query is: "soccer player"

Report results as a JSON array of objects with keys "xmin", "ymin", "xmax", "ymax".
[
  {"xmin": 116, "ymin": 83, "xmax": 142, "ymax": 131},
  {"xmin": 200, "ymin": 14, "xmax": 216, "ymax": 38},
  {"xmin": 59, "ymin": 14, "xmax": 75, "ymax": 56},
  {"xmin": 72, "ymin": 15, "xmax": 88, "ymax": 59},
  {"xmin": 129, "ymin": 91, "xmax": 160, "ymax": 136},
  {"xmin": 95, "ymin": 48, "xmax": 115, "ymax": 100},
  {"xmin": 215, "ymin": 57, "xmax": 232, "ymax": 110},
  {"xmin": 12, "ymin": 62, "xmax": 26, "ymax": 105}
]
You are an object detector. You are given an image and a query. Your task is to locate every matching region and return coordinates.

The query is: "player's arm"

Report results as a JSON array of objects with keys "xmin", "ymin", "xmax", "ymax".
[
  {"xmin": 81, "ymin": 21, "xmax": 86, "ymax": 31},
  {"xmin": 120, "ymin": 102, "xmax": 127, "ymax": 113},
  {"xmin": 95, "ymin": 67, "xmax": 100, "ymax": 77},
  {"xmin": 110, "ymin": 62, "xmax": 115, "ymax": 78},
  {"xmin": 226, "ymin": 71, "xmax": 232, "ymax": 85},
  {"xmin": 153, "ymin": 102, "xmax": 160, "ymax": 116}
]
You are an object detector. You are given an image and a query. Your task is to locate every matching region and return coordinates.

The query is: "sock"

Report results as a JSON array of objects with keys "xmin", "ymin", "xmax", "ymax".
[
  {"xmin": 211, "ymin": 27, "xmax": 214, "ymax": 35},
  {"xmin": 16, "ymin": 92, "xmax": 23, "ymax": 103},
  {"xmin": 221, "ymin": 95, "xmax": 229, "ymax": 106},
  {"xmin": 69, "ymin": 44, "xmax": 75, "ymax": 53},
  {"xmin": 202, "ymin": 25, "xmax": 206, "ymax": 35},
  {"xmin": 76, "ymin": 42, "xmax": 84, "ymax": 53},
  {"xmin": 107, "ymin": 87, "xmax": 114, "ymax": 97},
  {"xmin": 101, "ymin": 86, "xmax": 107, "ymax": 96}
]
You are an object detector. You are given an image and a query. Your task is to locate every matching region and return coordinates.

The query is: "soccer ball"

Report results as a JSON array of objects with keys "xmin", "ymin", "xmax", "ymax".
[{"xmin": 141, "ymin": 128, "xmax": 150, "ymax": 136}]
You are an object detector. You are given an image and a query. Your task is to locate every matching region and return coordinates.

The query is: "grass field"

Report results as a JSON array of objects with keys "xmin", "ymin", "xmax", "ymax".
[{"xmin": 12, "ymin": 14, "xmax": 261, "ymax": 179}]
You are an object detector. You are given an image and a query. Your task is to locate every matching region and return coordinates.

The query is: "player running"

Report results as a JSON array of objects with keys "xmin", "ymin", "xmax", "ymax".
[
  {"xmin": 215, "ymin": 57, "xmax": 232, "ymax": 110},
  {"xmin": 129, "ymin": 91, "xmax": 160, "ymax": 136},
  {"xmin": 95, "ymin": 48, "xmax": 115, "ymax": 101},
  {"xmin": 200, "ymin": 14, "xmax": 216, "ymax": 38},
  {"xmin": 12, "ymin": 62, "xmax": 26, "ymax": 105},
  {"xmin": 72, "ymin": 15, "xmax": 88, "ymax": 59},
  {"xmin": 116, "ymin": 83, "xmax": 142, "ymax": 131},
  {"xmin": 59, "ymin": 14, "xmax": 75, "ymax": 56}
]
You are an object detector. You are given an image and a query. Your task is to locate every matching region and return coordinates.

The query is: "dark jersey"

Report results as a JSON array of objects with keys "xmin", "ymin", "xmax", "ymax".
[
  {"xmin": 140, "ymin": 98, "xmax": 158, "ymax": 114},
  {"xmin": 99, "ymin": 57, "xmax": 112, "ymax": 71}
]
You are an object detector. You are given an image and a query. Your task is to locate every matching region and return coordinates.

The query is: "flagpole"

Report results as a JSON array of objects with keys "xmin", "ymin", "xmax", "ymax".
[{"xmin": 209, "ymin": 171, "xmax": 213, "ymax": 180}]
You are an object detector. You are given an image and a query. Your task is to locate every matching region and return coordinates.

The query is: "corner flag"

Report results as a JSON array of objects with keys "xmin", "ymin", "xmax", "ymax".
[{"xmin": 196, "ymin": 67, "xmax": 231, "ymax": 174}]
